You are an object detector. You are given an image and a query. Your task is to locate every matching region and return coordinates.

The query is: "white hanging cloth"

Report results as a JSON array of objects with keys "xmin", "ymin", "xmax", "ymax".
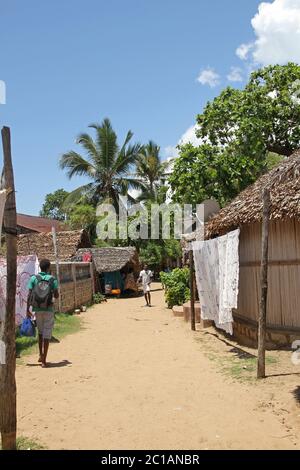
[
  {"xmin": 192, "ymin": 229, "xmax": 240, "ymax": 335},
  {"xmin": 0, "ymin": 255, "xmax": 39, "ymax": 324}
]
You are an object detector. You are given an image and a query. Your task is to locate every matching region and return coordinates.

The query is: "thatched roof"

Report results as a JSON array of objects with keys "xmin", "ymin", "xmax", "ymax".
[
  {"xmin": 18, "ymin": 230, "xmax": 91, "ymax": 261},
  {"xmin": 206, "ymin": 150, "xmax": 300, "ymax": 238},
  {"xmin": 77, "ymin": 246, "xmax": 140, "ymax": 273}
]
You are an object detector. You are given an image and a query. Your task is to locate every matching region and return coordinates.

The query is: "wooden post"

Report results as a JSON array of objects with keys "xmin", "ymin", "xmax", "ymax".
[
  {"xmin": 72, "ymin": 264, "xmax": 77, "ymax": 310},
  {"xmin": 89, "ymin": 262, "xmax": 95, "ymax": 296},
  {"xmin": 257, "ymin": 188, "xmax": 270, "ymax": 379},
  {"xmin": 0, "ymin": 127, "xmax": 17, "ymax": 450},
  {"xmin": 51, "ymin": 227, "xmax": 62, "ymax": 313},
  {"xmin": 189, "ymin": 248, "xmax": 196, "ymax": 331}
]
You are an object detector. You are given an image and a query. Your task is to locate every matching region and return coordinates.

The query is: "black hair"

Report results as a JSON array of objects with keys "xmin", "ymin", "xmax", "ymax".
[{"xmin": 39, "ymin": 258, "xmax": 51, "ymax": 272}]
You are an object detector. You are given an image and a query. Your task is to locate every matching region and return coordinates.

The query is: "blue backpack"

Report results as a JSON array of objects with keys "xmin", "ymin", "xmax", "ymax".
[{"xmin": 20, "ymin": 318, "xmax": 36, "ymax": 337}]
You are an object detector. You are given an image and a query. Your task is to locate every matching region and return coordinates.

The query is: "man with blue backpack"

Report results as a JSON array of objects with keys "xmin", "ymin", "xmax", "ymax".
[{"xmin": 27, "ymin": 259, "xmax": 59, "ymax": 368}]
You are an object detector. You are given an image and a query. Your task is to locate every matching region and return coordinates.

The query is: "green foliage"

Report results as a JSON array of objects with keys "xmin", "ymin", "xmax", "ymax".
[
  {"xmin": 160, "ymin": 268, "xmax": 190, "ymax": 308},
  {"xmin": 197, "ymin": 63, "xmax": 300, "ymax": 158},
  {"xmin": 266, "ymin": 152, "xmax": 283, "ymax": 171},
  {"xmin": 40, "ymin": 188, "xmax": 69, "ymax": 220},
  {"xmin": 59, "ymin": 118, "xmax": 144, "ymax": 209},
  {"xmin": 140, "ymin": 241, "xmax": 163, "ymax": 269},
  {"xmin": 135, "ymin": 140, "xmax": 170, "ymax": 201},
  {"xmin": 0, "ymin": 436, "xmax": 46, "ymax": 450},
  {"xmin": 170, "ymin": 63, "xmax": 300, "ymax": 207},
  {"xmin": 68, "ymin": 203, "xmax": 98, "ymax": 241},
  {"xmin": 169, "ymin": 143, "xmax": 255, "ymax": 206},
  {"xmin": 16, "ymin": 313, "xmax": 81, "ymax": 358},
  {"xmin": 93, "ymin": 292, "xmax": 106, "ymax": 304},
  {"xmin": 139, "ymin": 239, "xmax": 182, "ymax": 271}
]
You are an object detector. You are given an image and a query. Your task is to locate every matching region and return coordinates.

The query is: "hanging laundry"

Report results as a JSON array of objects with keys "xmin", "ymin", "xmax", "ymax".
[
  {"xmin": 192, "ymin": 229, "xmax": 240, "ymax": 335},
  {"xmin": 0, "ymin": 255, "xmax": 39, "ymax": 325}
]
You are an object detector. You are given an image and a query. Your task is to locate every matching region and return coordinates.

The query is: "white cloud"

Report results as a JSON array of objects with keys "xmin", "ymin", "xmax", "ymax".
[
  {"xmin": 227, "ymin": 66, "xmax": 243, "ymax": 82},
  {"xmin": 164, "ymin": 125, "xmax": 203, "ymax": 159},
  {"xmin": 237, "ymin": 0, "xmax": 300, "ymax": 65},
  {"xmin": 236, "ymin": 43, "xmax": 254, "ymax": 61},
  {"xmin": 196, "ymin": 68, "xmax": 220, "ymax": 87}
]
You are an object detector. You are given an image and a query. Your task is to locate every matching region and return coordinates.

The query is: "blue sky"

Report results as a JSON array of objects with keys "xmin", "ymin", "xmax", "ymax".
[{"xmin": 0, "ymin": 0, "xmax": 277, "ymax": 214}]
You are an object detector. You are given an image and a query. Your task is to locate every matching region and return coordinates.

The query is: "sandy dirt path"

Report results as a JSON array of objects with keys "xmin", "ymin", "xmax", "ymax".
[{"xmin": 16, "ymin": 284, "xmax": 300, "ymax": 450}]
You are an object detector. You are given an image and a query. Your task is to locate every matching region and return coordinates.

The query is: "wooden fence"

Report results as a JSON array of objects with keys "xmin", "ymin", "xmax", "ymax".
[
  {"xmin": 237, "ymin": 219, "xmax": 300, "ymax": 331},
  {"xmin": 50, "ymin": 262, "xmax": 94, "ymax": 313}
]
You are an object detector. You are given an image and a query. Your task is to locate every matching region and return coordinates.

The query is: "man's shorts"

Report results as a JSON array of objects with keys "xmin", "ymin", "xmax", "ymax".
[
  {"xmin": 35, "ymin": 311, "xmax": 55, "ymax": 339},
  {"xmin": 142, "ymin": 284, "xmax": 151, "ymax": 294}
]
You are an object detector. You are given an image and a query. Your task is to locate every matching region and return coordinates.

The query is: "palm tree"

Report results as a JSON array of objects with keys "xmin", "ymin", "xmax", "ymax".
[
  {"xmin": 59, "ymin": 118, "xmax": 144, "ymax": 209},
  {"xmin": 135, "ymin": 141, "xmax": 170, "ymax": 202}
]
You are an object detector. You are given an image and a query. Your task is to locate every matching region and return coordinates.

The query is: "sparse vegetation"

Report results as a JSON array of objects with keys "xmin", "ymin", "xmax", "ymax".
[
  {"xmin": 0, "ymin": 436, "xmax": 46, "ymax": 450},
  {"xmin": 16, "ymin": 313, "xmax": 81, "ymax": 358}
]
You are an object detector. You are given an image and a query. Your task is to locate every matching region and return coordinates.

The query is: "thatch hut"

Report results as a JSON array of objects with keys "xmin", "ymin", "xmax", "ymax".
[
  {"xmin": 204, "ymin": 150, "xmax": 300, "ymax": 348},
  {"xmin": 17, "ymin": 229, "xmax": 91, "ymax": 261},
  {"xmin": 77, "ymin": 247, "xmax": 140, "ymax": 294}
]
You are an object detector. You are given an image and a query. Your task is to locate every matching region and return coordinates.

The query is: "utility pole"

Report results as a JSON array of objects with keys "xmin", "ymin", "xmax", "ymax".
[{"xmin": 0, "ymin": 126, "xmax": 17, "ymax": 450}]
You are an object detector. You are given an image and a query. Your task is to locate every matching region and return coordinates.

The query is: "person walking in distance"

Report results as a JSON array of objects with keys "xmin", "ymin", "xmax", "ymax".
[
  {"xmin": 138, "ymin": 264, "xmax": 153, "ymax": 307},
  {"xmin": 27, "ymin": 259, "xmax": 59, "ymax": 368}
]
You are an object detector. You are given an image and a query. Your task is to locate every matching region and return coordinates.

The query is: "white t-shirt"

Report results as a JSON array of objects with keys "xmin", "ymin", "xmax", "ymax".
[{"xmin": 139, "ymin": 269, "xmax": 152, "ymax": 286}]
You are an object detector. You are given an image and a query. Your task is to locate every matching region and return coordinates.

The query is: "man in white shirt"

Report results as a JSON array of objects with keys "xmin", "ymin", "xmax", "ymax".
[{"xmin": 138, "ymin": 265, "xmax": 153, "ymax": 307}]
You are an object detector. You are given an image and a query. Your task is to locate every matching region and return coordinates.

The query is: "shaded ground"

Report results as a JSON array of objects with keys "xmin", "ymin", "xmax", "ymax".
[{"xmin": 17, "ymin": 283, "xmax": 300, "ymax": 450}]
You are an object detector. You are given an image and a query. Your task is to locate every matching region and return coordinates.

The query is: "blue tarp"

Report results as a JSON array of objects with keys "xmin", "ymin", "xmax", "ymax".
[{"xmin": 104, "ymin": 271, "xmax": 124, "ymax": 291}]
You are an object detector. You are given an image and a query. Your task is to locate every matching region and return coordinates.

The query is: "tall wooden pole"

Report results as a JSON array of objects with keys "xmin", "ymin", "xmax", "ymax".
[
  {"xmin": 257, "ymin": 188, "xmax": 270, "ymax": 379},
  {"xmin": 189, "ymin": 248, "xmax": 196, "ymax": 331},
  {"xmin": 0, "ymin": 127, "xmax": 17, "ymax": 450},
  {"xmin": 51, "ymin": 226, "xmax": 62, "ymax": 313}
]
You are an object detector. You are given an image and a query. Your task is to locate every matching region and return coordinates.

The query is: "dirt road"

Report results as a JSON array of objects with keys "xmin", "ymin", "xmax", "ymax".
[{"xmin": 17, "ymin": 284, "xmax": 300, "ymax": 449}]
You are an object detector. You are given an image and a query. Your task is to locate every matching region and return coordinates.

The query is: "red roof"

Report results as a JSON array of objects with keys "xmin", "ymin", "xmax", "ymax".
[{"xmin": 17, "ymin": 213, "xmax": 67, "ymax": 233}]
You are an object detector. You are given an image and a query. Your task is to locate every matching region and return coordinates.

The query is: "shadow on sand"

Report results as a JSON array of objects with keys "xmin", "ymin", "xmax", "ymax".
[{"xmin": 26, "ymin": 359, "xmax": 72, "ymax": 368}]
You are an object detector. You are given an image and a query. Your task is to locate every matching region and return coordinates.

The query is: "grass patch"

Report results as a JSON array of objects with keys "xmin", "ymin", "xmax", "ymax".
[
  {"xmin": 16, "ymin": 313, "xmax": 81, "ymax": 359},
  {"xmin": 195, "ymin": 334, "xmax": 278, "ymax": 383},
  {"xmin": 0, "ymin": 436, "xmax": 46, "ymax": 450}
]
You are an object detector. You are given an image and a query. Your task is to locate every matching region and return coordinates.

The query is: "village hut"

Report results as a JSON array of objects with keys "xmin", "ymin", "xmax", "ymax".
[
  {"xmin": 77, "ymin": 246, "xmax": 140, "ymax": 294},
  {"xmin": 204, "ymin": 150, "xmax": 300, "ymax": 348},
  {"xmin": 17, "ymin": 229, "xmax": 91, "ymax": 261}
]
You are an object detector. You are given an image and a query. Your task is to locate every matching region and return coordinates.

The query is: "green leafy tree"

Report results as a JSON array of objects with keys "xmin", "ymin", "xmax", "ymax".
[
  {"xmin": 197, "ymin": 63, "xmax": 300, "ymax": 158},
  {"xmin": 140, "ymin": 241, "xmax": 163, "ymax": 269},
  {"xmin": 40, "ymin": 189, "xmax": 69, "ymax": 220},
  {"xmin": 170, "ymin": 63, "xmax": 300, "ymax": 206},
  {"xmin": 68, "ymin": 204, "xmax": 98, "ymax": 241},
  {"xmin": 169, "ymin": 143, "xmax": 254, "ymax": 206},
  {"xmin": 59, "ymin": 118, "xmax": 144, "ymax": 209}
]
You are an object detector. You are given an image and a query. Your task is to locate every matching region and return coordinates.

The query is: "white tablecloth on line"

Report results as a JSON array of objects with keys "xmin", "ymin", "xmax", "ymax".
[{"xmin": 192, "ymin": 229, "xmax": 240, "ymax": 335}]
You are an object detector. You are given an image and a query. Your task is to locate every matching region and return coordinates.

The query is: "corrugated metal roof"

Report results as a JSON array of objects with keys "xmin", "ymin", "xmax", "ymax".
[{"xmin": 17, "ymin": 213, "xmax": 66, "ymax": 233}]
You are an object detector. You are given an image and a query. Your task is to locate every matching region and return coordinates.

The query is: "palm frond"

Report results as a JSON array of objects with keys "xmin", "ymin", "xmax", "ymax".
[
  {"xmin": 76, "ymin": 133, "xmax": 99, "ymax": 162},
  {"xmin": 119, "ymin": 130, "xmax": 134, "ymax": 157},
  {"xmin": 62, "ymin": 183, "xmax": 95, "ymax": 208},
  {"xmin": 113, "ymin": 142, "xmax": 143, "ymax": 176},
  {"xmin": 89, "ymin": 118, "xmax": 119, "ymax": 169},
  {"xmin": 59, "ymin": 151, "xmax": 97, "ymax": 179}
]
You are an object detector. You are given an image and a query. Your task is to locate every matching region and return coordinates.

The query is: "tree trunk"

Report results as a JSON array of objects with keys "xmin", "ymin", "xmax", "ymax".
[
  {"xmin": 189, "ymin": 249, "xmax": 196, "ymax": 332},
  {"xmin": 0, "ymin": 127, "xmax": 17, "ymax": 449},
  {"xmin": 257, "ymin": 188, "xmax": 270, "ymax": 379}
]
